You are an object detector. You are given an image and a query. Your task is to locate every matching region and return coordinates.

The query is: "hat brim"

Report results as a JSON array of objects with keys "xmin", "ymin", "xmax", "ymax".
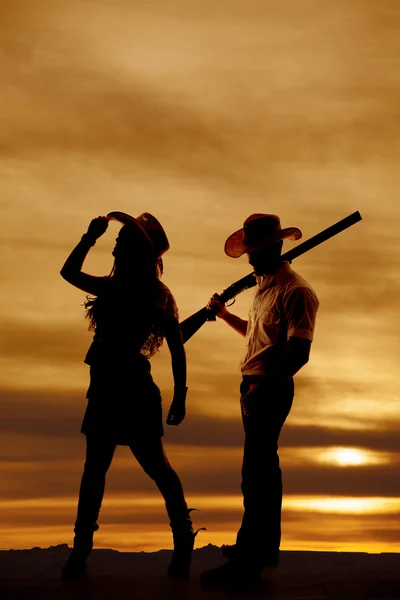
[
  {"xmin": 107, "ymin": 211, "xmax": 156, "ymax": 254},
  {"xmin": 225, "ymin": 226, "xmax": 302, "ymax": 258}
]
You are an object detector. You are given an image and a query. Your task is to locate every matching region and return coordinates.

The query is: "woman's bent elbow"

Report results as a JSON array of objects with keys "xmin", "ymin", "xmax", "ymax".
[{"xmin": 60, "ymin": 268, "xmax": 72, "ymax": 282}]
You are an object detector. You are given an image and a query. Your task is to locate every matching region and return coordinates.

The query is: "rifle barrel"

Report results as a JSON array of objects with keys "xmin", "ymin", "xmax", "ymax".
[
  {"xmin": 219, "ymin": 211, "xmax": 362, "ymax": 303},
  {"xmin": 180, "ymin": 211, "xmax": 362, "ymax": 343},
  {"xmin": 282, "ymin": 210, "xmax": 362, "ymax": 263}
]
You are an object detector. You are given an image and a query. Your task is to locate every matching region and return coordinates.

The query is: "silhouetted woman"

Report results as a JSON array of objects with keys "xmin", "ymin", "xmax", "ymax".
[{"xmin": 60, "ymin": 212, "xmax": 198, "ymax": 582}]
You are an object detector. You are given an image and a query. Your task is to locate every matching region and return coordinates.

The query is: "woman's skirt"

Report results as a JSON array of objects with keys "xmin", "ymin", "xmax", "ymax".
[{"xmin": 81, "ymin": 355, "xmax": 164, "ymax": 445}]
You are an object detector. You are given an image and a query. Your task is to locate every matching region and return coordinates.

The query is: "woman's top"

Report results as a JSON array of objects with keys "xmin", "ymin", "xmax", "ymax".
[{"xmin": 83, "ymin": 277, "xmax": 179, "ymax": 367}]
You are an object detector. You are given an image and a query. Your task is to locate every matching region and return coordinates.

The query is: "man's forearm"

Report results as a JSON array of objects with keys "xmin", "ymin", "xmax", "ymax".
[
  {"xmin": 267, "ymin": 338, "xmax": 311, "ymax": 384},
  {"xmin": 220, "ymin": 311, "xmax": 248, "ymax": 337},
  {"xmin": 268, "ymin": 357, "xmax": 305, "ymax": 383}
]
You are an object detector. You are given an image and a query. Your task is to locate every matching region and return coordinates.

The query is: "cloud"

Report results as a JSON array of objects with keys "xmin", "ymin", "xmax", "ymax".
[
  {"xmin": 3, "ymin": 386, "xmax": 400, "ymax": 450},
  {"xmin": 2, "ymin": 449, "xmax": 400, "ymax": 502},
  {"xmin": 2, "ymin": 0, "xmax": 400, "ymax": 193},
  {"xmin": 2, "ymin": 384, "xmax": 400, "ymax": 449},
  {"xmin": 0, "ymin": 319, "xmax": 91, "ymax": 366},
  {"xmin": 2, "ymin": 387, "xmax": 400, "ymax": 503}
]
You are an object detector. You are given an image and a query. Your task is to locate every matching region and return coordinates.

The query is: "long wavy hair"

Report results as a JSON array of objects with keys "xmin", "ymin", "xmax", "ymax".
[{"xmin": 84, "ymin": 231, "xmax": 177, "ymax": 358}]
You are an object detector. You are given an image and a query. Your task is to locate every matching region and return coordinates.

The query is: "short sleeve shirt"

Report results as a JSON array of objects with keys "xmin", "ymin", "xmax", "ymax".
[{"xmin": 241, "ymin": 262, "xmax": 319, "ymax": 376}]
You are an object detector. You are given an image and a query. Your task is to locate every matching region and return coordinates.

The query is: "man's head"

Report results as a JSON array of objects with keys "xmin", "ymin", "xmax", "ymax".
[
  {"xmin": 224, "ymin": 213, "xmax": 302, "ymax": 275},
  {"xmin": 247, "ymin": 240, "xmax": 284, "ymax": 276}
]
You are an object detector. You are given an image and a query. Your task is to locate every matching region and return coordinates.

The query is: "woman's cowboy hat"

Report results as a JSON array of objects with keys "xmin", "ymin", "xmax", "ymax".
[
  {"xmin": 107, "ymin": 211, "xmax": 170, "ymax": 259},
  {"xmin": 225, "ymin": 213, "xmax": 302, "ymax": 258}
]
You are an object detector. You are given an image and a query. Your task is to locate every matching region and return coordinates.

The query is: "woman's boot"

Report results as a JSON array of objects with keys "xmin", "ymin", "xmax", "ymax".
[
  {"xmin": 167, "ymin": 508, "xmax": 205, "ymax": 578},
  {"xmin": 61, "ymin": 526, "xmax": 98, "ymax": 583}
]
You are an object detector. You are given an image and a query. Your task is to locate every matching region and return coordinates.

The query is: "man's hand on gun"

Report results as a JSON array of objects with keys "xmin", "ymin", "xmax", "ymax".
[{"xmin": 207, "ymin": 294, "xmax": 227, "ymax": 318}]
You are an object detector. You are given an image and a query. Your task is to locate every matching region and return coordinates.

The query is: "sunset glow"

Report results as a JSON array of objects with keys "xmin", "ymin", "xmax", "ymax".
[
  {"xmin": 3, "ymin": 494, "xmax": 399, "ymax": 515},
  {"xmin": 1, "ymin": 493, "xmax": 400, "ymax": 553},
  {"xmin": 284, "ymin": 496, "xmax": 400, "ymax": 515},
  {"xmin": 315, "ymin": 447, "xmax": 390, "ymax": 467}
]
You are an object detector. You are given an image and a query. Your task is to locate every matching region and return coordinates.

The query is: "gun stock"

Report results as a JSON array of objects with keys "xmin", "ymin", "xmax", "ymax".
[
  {"xmin": 180, "ymin": 211, "xmax": 362, "ymax": 343},
  {"xmin": 179, "ymin": 307, "xmax": 210, "ymax": 344}
]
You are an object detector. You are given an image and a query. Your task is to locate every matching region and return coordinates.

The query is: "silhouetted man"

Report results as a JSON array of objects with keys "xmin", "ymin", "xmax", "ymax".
[{"xmin": 200, "ymin": 213, "xmax": 319, "ymax": 588}]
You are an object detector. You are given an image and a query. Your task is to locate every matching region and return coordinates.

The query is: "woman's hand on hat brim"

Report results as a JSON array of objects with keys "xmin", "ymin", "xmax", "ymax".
[{"xmin": 86, "ymin": 216, "xmax": 109, "ymax": 241}]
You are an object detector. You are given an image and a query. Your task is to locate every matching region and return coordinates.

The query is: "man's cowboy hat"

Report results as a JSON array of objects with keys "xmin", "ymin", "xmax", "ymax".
[
  {"xmin": 225, "ymin": 213, "xmax": 302, "ymax": 258},
  {"xmin": 107, "ymin": 211, "xmax": 170, "ymax": 259}
]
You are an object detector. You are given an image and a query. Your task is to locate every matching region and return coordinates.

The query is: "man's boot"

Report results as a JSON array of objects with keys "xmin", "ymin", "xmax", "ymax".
[
  {"xmin": 61, "ymin": 525, "xmax": 98, "ymax": 583},
  {"xmin": 200, "ymin": 557, "xmax": 262, "ymax": 589},
  {"xmin": 222, "ymin": 543, "xmax": 238, "ymax": 560},
  {"xmin": 222, "ymin": 543, "xmax": 279, "ymax": 567},
  {"xmin": 167, "ymin": 508, "xmax": 205, "ymax": 579}
]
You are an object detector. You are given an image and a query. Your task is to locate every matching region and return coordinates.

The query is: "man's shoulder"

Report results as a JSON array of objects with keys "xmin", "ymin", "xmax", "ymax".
[
  {"xmin": 287, "ymin": 268, "xmax": 314, "ymax": 288},
  {"xmin": 282, "ymin": 269, "xmax": 318, "ymax": 300}
]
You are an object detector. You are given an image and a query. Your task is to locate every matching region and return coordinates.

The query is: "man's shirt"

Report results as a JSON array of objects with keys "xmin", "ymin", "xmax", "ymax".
[{"xmin": 241, "ymin": 262, "xmax": 319, "ymax": 376}]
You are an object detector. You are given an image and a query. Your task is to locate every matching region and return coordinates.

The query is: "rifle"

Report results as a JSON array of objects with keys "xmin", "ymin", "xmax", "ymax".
[{"xmin": 180, "ymin": 211, "xmax": 362, "ymax": 343}]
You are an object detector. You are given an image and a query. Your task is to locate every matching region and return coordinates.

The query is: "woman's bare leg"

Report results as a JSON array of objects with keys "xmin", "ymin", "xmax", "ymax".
[
  {"xmin": 62, "ymin": 435, "xmax": 116, "ymax": 583},
  {"xmin": 129, "ymin": 436, "xmax": 188, "ymax": 519},
  {"xmin": 129, "ymin": 437, "xmax": 197, "ymax": 578},
  {"xmin": 74, "ymin": 435, "xmax": 117, "ymax": 536}
]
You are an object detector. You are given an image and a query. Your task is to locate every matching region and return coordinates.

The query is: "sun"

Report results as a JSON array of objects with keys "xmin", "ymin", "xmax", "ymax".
[
  {"xmin": 317, "ymin": 447, "xmax": 386, "ymax": 467},
  {"xmin": 328, "ymin": 448, "xmax": 368, "ymax": 466}
]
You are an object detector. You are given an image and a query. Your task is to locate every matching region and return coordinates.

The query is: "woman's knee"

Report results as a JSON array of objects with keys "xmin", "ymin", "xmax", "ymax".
[
  {"xmin": 143, "ymin": 459, "xmax": 175, "ymax": 481},
  {"xmin": 130, "ymin": 438, "xmax": 173, "ymax": 479}
]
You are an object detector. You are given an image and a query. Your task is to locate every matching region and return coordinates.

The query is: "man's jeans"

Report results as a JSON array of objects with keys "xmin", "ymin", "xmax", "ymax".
[{"xmin": 235, "ymin": 375, "xmax": 294, "ymax": 564}]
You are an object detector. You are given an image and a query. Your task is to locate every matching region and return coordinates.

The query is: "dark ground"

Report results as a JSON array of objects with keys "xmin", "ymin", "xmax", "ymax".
[{"xmin": 0, "ymin": 545, "xmax": 399, "ymax": 600}]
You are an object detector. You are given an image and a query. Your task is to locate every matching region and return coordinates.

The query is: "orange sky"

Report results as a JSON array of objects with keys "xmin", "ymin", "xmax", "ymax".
[{"xmin": 1, "ymin": 0, "xmax": 400, "ymax": 553}]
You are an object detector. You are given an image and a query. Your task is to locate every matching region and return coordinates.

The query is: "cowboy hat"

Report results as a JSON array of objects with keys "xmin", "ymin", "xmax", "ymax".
[
  {"xmin": 225, "ymin": 213, "xmax": 302, "ymax": 258},
  {"xmin": 107, "ymin": 211, "xmax": 170, "ymax": 258}
]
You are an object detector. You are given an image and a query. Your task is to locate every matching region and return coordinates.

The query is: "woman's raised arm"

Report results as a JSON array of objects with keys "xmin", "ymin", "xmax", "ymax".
[{"xmin": 60, "ymin": 216, "xmax": 109, "ymax": 296}]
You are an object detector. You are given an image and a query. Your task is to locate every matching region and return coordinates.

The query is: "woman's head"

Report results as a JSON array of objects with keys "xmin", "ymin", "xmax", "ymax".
[{"xmin": 112, "ymin": 225, "xmax": 158, "ymax": 280}]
